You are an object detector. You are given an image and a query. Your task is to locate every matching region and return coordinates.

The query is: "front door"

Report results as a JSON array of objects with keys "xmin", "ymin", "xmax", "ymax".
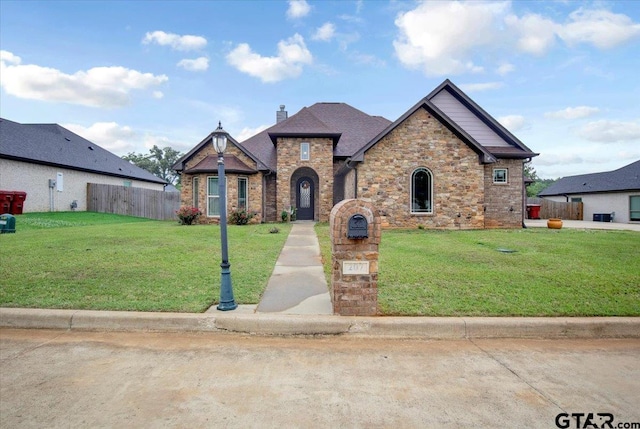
[{"xmin": 296, "ymin": 177, "xmax": 314, "ymax": 220}]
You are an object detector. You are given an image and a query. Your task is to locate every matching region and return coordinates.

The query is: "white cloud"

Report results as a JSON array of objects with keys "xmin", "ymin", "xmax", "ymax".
[
  {"xmin": 63, "ymin": 122, "xmax": 137, "ymax": 153},
  {"xmin": 177, "ymin": 57, "xmax": 209, "ymax": 71},
  {"xmin": 0, "ymin": 51, "xmax": 168, "ymax": 108},
  {"xmin": 545, "ymin": 106, "xmax": 600, "ymax": 120},
  {"xmin": 142, "ymin": 31, "xmax": 207, "ymax": 51},
  {"xmin": 496, "ymin": 62, "xmax": 515, "ymax": 76},
  {"xmin": 578, "ymin": 120, "xmax": 640, "ymax": 143},
  {"xmin": 458, "ymin": 82, "xmax": 503, "ymax": 92},
  {"xmin": 498, "ymin": 115, "xmax": 526, "ymax": 132},
  {"xmin": 287, "ymin": 0, "xmax": 310, "ymax": 19},
  {"xmin": 505, "ymin": 13, "xmax": 558, "ymax": 55},
  {"xmin": 393, "ymin": 1, "xmax": 509, "ymax": 76},
  {"xmin": 313, "ymin": 22, "xmax": 336, "ymax": 41},
  {"xmin": 558, "ymin": 8, "xmax": 640, "ymax": 49},
  {"xmin": 226, "ymin": 34, "xmax": 312, "ymax": 83},
  {"xmin": 236, "ymin": 125, "xmax": 270, "ymax": 142},
  {"xmin": 153, "ymin": 91, "xmax": 164, "ymax": 99}
]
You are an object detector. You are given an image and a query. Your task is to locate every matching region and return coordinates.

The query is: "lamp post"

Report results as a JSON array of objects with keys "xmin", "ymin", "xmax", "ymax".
[{"xmin": 212, "ymin": 121, "xmax": 237, "ymax": 311}]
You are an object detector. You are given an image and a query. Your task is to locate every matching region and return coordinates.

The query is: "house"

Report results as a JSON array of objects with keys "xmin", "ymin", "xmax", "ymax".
[
  {"xmin": 0, "ymin": 118, "xmax": 167, "ymax": 213},
  {"xmin": 538, "ymin": 160, "xmax": 640, "ymax": 223},
  {"xmin": 173, "ymin": 79, "xmax": 538, "ymax": 229}
]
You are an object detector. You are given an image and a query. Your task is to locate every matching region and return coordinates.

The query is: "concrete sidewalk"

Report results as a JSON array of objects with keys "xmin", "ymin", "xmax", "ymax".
[{"xmin": 255, "ymin": 221, "xmax": 332, "ymax": 315}]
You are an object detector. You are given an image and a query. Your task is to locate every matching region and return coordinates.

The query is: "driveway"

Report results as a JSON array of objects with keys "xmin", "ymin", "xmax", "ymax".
[
  {"xmin": 525, "ymin": 219, "xmax": 640, "ymax": 231},
  {"xmin": 1, "ymin": 329, "xmax": 638, "ymax": 428}
]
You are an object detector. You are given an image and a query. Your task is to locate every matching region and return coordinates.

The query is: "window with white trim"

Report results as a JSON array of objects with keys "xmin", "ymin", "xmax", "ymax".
[
  {"xmin": 192, "ymin": 177, "xmax": 199, "ymax": 209},
  {"xmin": 300, "ymin": 142, "xmax": 310, "ymax": 161},
  {"xmin": 630, "ymin": 196, "xmax": 640, "ymax": 221},
  {"xmin": 493, "ymin": 168, "xmax": 508, "ymax": 184},
  {"xmin": 207, "ymin": 176, "xmax": 221, "ymax": 217},
  {"xmin": 237, "ymin": 177, "xmax": 248, "ymax": 211},
  {"xmin": 411, "ymin": 168, "xmax": 433, "ymax": 214}
]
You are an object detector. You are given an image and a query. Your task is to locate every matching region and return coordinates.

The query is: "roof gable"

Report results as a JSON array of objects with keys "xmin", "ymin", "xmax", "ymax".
[
  {"xmin": 267, "ymin": 107, "xmax": 341, "ymax": 145},
  {"xmin": 0, "ymin": 118, "xmax": 166, "ymax": 184},
  {"xmin": 539, "ymin": 160, "xmax": 640, "ymax": 196}
]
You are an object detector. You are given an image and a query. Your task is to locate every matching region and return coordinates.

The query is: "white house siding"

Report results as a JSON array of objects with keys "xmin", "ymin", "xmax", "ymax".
[
  {"xmin": 0, "ymin": 159, "xmax": 165, "ymax": 213},
  {"xmin": 543, "ymin": 192, "xmax": 639, "ymax": 224},
  {"xmin": 430, "ymin": 90, "xmax": 510, "ymax": 148}
]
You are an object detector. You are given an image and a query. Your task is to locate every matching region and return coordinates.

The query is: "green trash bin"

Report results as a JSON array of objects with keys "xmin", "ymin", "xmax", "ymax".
[{"xmin": 0, "ymin": 213, "xmax": 16, "ymax": 233}]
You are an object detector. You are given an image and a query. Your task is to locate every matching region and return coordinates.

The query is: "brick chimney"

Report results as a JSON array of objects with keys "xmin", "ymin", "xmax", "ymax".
[{"xmin": 276, "ymin": 105, "xmax": 288, "ymax": 123}]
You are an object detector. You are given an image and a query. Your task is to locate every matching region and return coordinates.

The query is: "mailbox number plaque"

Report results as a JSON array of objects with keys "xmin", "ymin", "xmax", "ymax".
[
  {"xmin": 347, "ymin": 214, "xmax": 368, "ymax": 239},
  {"xmin": 343, "ymin": 261, "xmax": 370, "ymax": 275}
]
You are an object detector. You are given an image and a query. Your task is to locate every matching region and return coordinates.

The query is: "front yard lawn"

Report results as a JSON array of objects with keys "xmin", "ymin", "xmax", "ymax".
[
  {"xmin": 315, "ymin": 224, "xmax": 640, "ymax": 316},
  {"xmin": 1, "ymin": 212, "xmax": 291, "ymax": 312}
]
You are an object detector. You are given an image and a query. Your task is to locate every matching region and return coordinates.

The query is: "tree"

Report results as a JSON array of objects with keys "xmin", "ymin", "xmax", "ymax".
[
  {"xmin": 123, "ymin": 145, "xmax": 183, "ymax": 185},
  {"xmin": 524, "ymin": 162, "xmax": 556, "ymax": 197}
]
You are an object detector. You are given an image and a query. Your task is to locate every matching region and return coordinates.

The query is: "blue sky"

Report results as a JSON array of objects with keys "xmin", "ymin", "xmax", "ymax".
[{"xmin": 1, "ymin": 0, "xmax": 639, "ymax": 179}]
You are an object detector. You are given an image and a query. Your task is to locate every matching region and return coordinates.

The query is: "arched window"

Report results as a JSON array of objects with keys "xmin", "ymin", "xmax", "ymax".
[{"xmin": 411, "ymin": 168, "xmax": 433, "ymax": 214}]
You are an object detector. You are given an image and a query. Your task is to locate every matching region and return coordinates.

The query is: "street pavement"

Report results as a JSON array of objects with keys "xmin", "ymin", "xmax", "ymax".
[{"xmin": 1, "ymin": 329, "xmax": 638, "ymax": 428}]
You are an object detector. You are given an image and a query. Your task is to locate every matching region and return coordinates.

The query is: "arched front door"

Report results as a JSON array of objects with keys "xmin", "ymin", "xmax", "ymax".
[{"xmin": 296, "ymin": 177, "xmax": 315, "ymax": 220}]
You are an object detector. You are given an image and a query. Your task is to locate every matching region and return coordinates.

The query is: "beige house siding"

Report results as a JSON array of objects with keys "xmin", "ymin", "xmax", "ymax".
[
  {"xmin": 0, "ymin": 158, "xmax": 164, "ymax": 213},
  {"xmin": 483, "ymin": 159, "xmax": 524, "ymax": 228},
  {"xmin": 356, "ymin": 108, "xmax": 485, "ymax": 229}
]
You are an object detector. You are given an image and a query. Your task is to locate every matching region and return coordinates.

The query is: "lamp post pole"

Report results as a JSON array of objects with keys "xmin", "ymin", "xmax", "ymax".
[{"xmin": 212, "ymin": 122, "xmax": 237, "ymax": 311}]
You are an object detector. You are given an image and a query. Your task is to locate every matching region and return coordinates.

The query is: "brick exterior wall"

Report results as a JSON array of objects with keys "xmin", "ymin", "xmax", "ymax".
[
  {"xmin": 179, "ymin": 142, "xmax": 262, "ymax": 224},
  {"xmin": 483, "ymin": 159, "xmax": 524, "ymax": 228},
  {"xmin": 276, "ymin": 137, "xmax": 334, "ymax": 222},
  {"xmin": 356, "ymin": 108, "xmax": 486, "ymax": 229}
]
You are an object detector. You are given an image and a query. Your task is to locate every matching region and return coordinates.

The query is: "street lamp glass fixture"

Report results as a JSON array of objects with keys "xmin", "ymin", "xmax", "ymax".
[{"xmin": 212, "ymin": 121, "xmax": 227, "ymax": 154}]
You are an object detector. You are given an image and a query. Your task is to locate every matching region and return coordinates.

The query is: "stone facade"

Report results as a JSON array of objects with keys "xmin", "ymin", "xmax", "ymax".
[
  {"xmin": 483, "ymin": 159, "xmax": 524, "ymax": 228},
  {"xmin": 275, "ymin": 137, "xmax": 334, "ymax": 222},
  {"xmin": 356, "ymin": 108, "xmax": 486, "ymax": 229},
  {"xmin": 180, "ymin": 142, "xmax": 262, "ymax": 224}
]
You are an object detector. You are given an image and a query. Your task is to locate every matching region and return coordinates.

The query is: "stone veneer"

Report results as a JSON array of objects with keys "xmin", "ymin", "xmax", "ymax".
[
  {"xmin": 356, "ymin": 108, "xmax": 486, "ymax": 229},
  {"xmin": 180, "ymin": 142, "xmax": 262, "ymax": 224},
  {"xmin": 276, "ymin": 137, "xmax": 334, "ymax": 222},
  {"xmin": 483, "ymin": 159, "xmax": 524, "ymax": 228}
]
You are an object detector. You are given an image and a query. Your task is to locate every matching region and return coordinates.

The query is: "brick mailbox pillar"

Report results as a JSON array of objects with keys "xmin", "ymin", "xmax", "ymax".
[{"xmin": 330, "ymin": 199, "xmax": 381, "ymax": 316}]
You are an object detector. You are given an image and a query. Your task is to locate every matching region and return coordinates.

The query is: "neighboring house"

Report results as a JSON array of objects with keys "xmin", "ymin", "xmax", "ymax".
[
  {"xmin": 173, "ymin": 79, "xmax": 538, "ymax": 229},
  {"xmin": 0, "ymin": 118, "xmax": 167, "ymax": 213},
  {"xmin": 538, "ymin": 160, "xmax": 640, "ymax": 224}
]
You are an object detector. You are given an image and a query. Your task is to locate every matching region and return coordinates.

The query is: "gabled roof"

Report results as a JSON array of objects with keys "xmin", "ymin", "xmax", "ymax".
[
  {"xmin": 184, "ymin": 154, "xmax": 258, "ymax": 174},
  {"xmin": 539, "ymin": 160, "xmax": 640, "ymax": 196},
  {"xmin": 353, "ymin": 79, "xmax": 537, "ymax": 163},
  {"xmin": 172, "ymin": 128, "xmax": 265, "ymax": 172},
  {"xmin": 240, "ymin": 102, "xmax": 392, "ymax": 171},
  {"xmin": 0, "ymin": 118, "xmax": 166, "ymax": 184}
]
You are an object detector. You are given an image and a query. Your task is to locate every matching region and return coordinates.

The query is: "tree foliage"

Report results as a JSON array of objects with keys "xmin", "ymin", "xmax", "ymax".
[
  {"xmin": 123, "ymin": 145, "xmax": 182, "ymax": 185},
  {"xmin": 524, "ymin": 162, "xmax": 557, "ymax": 197}
]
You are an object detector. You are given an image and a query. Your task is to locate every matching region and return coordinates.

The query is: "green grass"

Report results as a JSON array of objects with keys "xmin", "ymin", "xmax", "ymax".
[
  {"xmin": 1, "ymin": 212, "xmax": 291, "ymax": 312},
  {"xmin": 315, "ymin": 224, "xmax": 640, "ymax": 316}
]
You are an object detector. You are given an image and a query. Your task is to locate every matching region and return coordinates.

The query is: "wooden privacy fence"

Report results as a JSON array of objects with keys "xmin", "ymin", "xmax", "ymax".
[
  {"xmin": 537, "ymin": 199, "xmax": 583, "ymax": 220},
  {"xmin": 87, "ymin": 183, "xmax": 180, "ymax": 221}
]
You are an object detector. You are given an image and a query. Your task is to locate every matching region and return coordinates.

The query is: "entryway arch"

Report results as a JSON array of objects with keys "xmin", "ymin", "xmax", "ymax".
[{"xmin": 290, "ymin": 167, "xmax": 319, "ymax": 221}]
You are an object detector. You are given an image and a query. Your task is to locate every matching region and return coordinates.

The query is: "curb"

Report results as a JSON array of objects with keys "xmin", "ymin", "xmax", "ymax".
[{"xmin": 1, "ymin": 308, "xmax": 639, "ymax": 339}]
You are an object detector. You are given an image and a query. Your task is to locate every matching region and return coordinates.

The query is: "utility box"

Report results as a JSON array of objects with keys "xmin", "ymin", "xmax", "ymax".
[{"xmin": 0, "ymin": 213, "xmax": 16, "ymax": 234}]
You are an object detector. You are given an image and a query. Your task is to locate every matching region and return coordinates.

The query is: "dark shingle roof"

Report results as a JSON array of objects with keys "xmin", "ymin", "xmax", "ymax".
[
  {"xmin": 539, "ymin": 160, "xmax": 640, "ymax": 196},
  {"xmin": 0, "ymin": 118, "xmax": 166, "ymax": 184},
  {"xmin": 241, "ymin": 103, "xmax": 392, "ymax": 170}
]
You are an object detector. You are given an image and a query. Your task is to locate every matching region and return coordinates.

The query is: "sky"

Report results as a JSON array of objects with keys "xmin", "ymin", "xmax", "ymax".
[{"xmin": 1, "ymin": 0, "xmax": 639, "ymax": 179}]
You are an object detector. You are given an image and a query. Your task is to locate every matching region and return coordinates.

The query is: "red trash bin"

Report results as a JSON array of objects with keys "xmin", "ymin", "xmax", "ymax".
[
  {"xmin": 0, "ymin": 191, "xmax": 13, "ymax": 214},
  {"xmin": 10, "ymin": 191, "xmax": 27, "ymax": 215},
  {"xmin": 527, "ymin": 204, "xmax": 541, "ymax": 219}
]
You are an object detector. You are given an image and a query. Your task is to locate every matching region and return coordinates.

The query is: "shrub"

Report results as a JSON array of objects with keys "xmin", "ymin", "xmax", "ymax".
[
  {"xmin": 176, "ymin": 206, "xmax": 202, "ymax": 225},
  {"xmin": 229, "ymin": 209, "xmax": 255, "ymax": 225}
]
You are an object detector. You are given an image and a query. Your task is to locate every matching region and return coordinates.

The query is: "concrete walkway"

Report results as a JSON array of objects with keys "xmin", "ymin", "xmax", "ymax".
[
  {"xmin": 256, "ymin": 221, "xmax": 333, "ymax": 315},
  {"xmin": 525, "ymin": 219, "xmax": 640, "ymax": 231}
]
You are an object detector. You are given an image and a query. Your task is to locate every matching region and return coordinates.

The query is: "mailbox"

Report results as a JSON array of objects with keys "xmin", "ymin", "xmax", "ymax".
[
  {"xmin": 347, "ymin": 214, "xmax": 368, "ymax": 239},
  {"xmin": 0, "ymin": 213, "xmax": 16, "ymax": 234}
]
